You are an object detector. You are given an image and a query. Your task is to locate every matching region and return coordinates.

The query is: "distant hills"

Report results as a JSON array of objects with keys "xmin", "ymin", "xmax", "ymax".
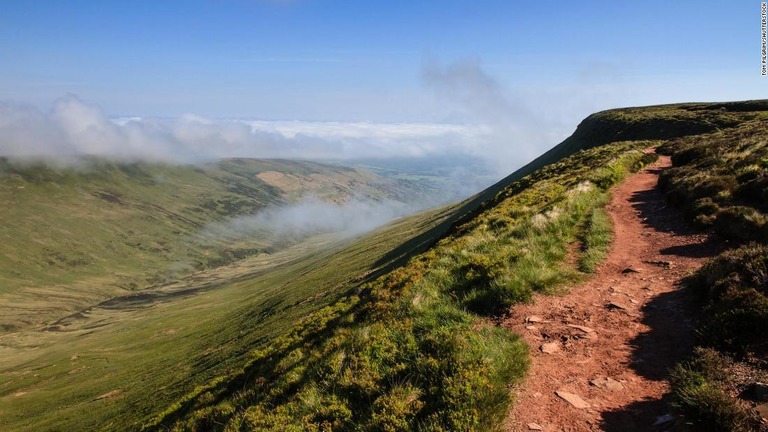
[{"xmin": 0, "ymin": 157, "xmax": 422, "ymax": 332}]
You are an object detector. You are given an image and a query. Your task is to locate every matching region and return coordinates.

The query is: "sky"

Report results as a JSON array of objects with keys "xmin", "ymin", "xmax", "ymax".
[{"xmin": 0, "ymin": 1, "xmax": 764, "ymax": 173}]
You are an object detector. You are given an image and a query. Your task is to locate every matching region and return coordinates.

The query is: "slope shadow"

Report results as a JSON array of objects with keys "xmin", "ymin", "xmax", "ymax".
[{"xmin": 599, "ymin": 169, "xmax": 723, "ymax": 431}]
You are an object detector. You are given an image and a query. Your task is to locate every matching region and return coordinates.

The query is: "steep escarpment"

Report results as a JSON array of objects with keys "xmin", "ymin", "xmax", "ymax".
[
  {"xmin": 146, "ymin": 142, "xmax": 660, "ymax": 432},
  {"xmin": 144, "ymin": 101, "xmax": 768, "ymax": 432}
]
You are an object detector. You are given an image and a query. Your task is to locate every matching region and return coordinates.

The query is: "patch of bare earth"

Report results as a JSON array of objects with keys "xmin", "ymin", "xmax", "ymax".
[{"xmin": 505, "ymin": 154, "xmax": 724, "ymax": 431}]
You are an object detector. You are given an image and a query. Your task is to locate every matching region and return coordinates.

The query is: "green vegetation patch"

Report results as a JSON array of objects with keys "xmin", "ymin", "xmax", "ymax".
[
  {"xmin": 578, "ymin": 207, "xmax": 613, "ymax": 273},
  {"xmin": 686, "ymin": 244, "xmax": 768, "ymax": 356},
  {"xmin": 658, "ymin": 117, "xmax": 768, "ymax": 241},
  {"xmin": 670, "ymin": 348, "xmax": 759, "ymax": 432}
]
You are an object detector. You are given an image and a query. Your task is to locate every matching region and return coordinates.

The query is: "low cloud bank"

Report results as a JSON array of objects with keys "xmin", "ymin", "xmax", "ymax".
[
  {"xmin": 0, "ymin": 94, "xmax": 491, "ymax": 166},
  {"xmin": 197, "ymin": 196, "xmax": 418, "ymax": 244}
]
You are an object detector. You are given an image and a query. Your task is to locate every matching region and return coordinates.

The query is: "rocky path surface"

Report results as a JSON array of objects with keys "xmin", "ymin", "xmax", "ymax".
[{"xmin": 505, "ymin": 154, "xmax": 723, "ymax": 431}]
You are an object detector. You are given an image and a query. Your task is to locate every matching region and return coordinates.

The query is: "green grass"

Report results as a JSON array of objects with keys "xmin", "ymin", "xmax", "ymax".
[
  {"xmin": 670, "ymin": 348, "xmax": 758, "ymax": 432},
  {"xmin": 657, "ymin": 115, "xmax": 768, "ymax": 241},
  {"xmin": 685, "ymin": 244, "xmax": 768, "ymax": 356},
  {"xmin": 578, "ymin": 207, "xmax": 613, "ymax": 273}
]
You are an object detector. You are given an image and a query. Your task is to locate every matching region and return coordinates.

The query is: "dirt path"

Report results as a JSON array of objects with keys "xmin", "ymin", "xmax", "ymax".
[{"xmin": 504, "ymin": 154, "xmax": 723, "ymax": 431}]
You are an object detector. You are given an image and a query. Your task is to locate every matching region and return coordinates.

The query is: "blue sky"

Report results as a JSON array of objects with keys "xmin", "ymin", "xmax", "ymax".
[{"xmin": 0, "ymin": 1, "xmax": 761, "ymax": 122}]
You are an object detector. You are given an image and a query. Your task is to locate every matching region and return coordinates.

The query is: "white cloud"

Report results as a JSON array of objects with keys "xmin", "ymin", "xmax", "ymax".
[{"xmin": 0, "ymin": 94, "xmax": 495, "ymax": 164}]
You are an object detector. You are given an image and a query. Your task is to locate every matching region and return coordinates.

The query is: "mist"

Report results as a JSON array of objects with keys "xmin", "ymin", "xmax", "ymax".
[
  {"xmin": 422, "ymin": 58, "xmax": 570, "ymax": 174},
  {"xmin": 197, "ymin": 195, "xmax": 419, "ymax": 245}
]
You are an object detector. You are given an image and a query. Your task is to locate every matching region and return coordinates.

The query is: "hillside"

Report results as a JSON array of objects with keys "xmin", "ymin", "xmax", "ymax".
[
  {"xmin": 4, "ymin": 100, "xmax": 768, "ymax": 431},
  {"xmin": 0, "ymin": 180, "xmax": 460, "ymax": 431},
  {"xmin": 144, "ymin": 101, "xmax": 768, "ymax": 431},
  {"xmin": 0, "ymin": 157, "xmax": 419, "ymax": 332}
]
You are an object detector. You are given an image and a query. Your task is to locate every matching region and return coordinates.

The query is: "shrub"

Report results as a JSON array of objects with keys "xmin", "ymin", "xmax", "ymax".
[
  {"xmin": 685, "ymin": 244, "xmax": 768, "ymax": 355},
  {"xmin": 367, "ymin": 384, "xmax": 424, "ymax": 432},
  {"xmin": 670, "ymin": 348, "xmax": 757, "ymax": 432},
  {"xmin": 713, "ymin": 206, "xmax": 768, "ymax": 243}
]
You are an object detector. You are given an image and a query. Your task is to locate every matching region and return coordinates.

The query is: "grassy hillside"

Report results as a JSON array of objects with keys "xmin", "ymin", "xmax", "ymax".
[
  {"xmin": 0, "ymin": 202, "xmax": 461, "ymax": 431},
  {"xmin": 145, "ymin": 144, "xmax": 662, "ymax": 430},
  {"xmin": 5, "ymin": 100, "xmax": 767, "ymax": 431},
  {"xmin": 147, "ymin": 100, "xmax": 768, "ymax": 432},
  {"xmin": 0, "ymin": 157, "xmax": 415, "ymax": 332}
]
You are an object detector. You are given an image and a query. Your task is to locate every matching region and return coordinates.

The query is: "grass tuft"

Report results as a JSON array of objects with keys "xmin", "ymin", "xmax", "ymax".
[{"xmin": 578, "ymin": 207, "xmax": 613, "ymax": 273}]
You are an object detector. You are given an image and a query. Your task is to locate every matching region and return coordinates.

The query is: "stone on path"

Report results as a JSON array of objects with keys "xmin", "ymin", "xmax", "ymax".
[
  {"xmin": 540, "ymin": 342, "xmax": 560, "ymax": 354},
  {"xmin": 555, "ymin": 390, "xmax": 590, "ymax": 409},
  {"xmin": 589, "ymin": 377, "xmax": 624, "ymax": 391},
  {"xmin": 565, "ymin": 324, "xmax": 595, "ymax": 333},
  {"xmin": 527, "ymin": 423, "xmax": 543, "ymax": 431},
  {"xmin": 606, "ymin": 301, "xmax": 629, "ymax": 311},
  {"xmin": 653, "ymin": 414, "xmax": 675, "ymax": 426},
  {"xmin": 756, "ymin": 402, "xmax": 768, "ymax": 420},
  {"xmin": 645, "ymin": 260, "xmax": 673, "ymax": 269}
]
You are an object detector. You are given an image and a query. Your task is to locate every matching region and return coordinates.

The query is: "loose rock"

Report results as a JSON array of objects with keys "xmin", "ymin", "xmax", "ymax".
[
  {"xmin": 589, "ymin": 377, "xmax": 624, "ymax": 391},
  {"xmin": 653, "ymin": 414, "xmax": 675, "ymax": 426},
  {"xmin": 565, "ymin": 324, "xmax": 595, "ymax": 334},
  {"xmin": 555, "ymin": 390, "xmax": 590, "ymax": 409},
  {"xmin": 541, "ymin": 342, "xmax": 560, "ymax": 354},
  {"xmin": 527, "ymin": 423, "xmax": 543, "ymax": 431},
  {"xmin": 645, "ymin": 260, "xmax": 673, "ymax": 269},
  {"xmin": 606, "ymin": 301, "xmax": 629, "ymax": 311},
  {"xmin": 756, "ymin": 402, "xmax": 768, "ymax": 420}
]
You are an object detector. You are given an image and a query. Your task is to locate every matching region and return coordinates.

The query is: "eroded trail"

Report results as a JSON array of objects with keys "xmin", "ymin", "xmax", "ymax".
[{"xmin": 505, "ymin": 154, "xmax": 723, "ymax": 431}]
